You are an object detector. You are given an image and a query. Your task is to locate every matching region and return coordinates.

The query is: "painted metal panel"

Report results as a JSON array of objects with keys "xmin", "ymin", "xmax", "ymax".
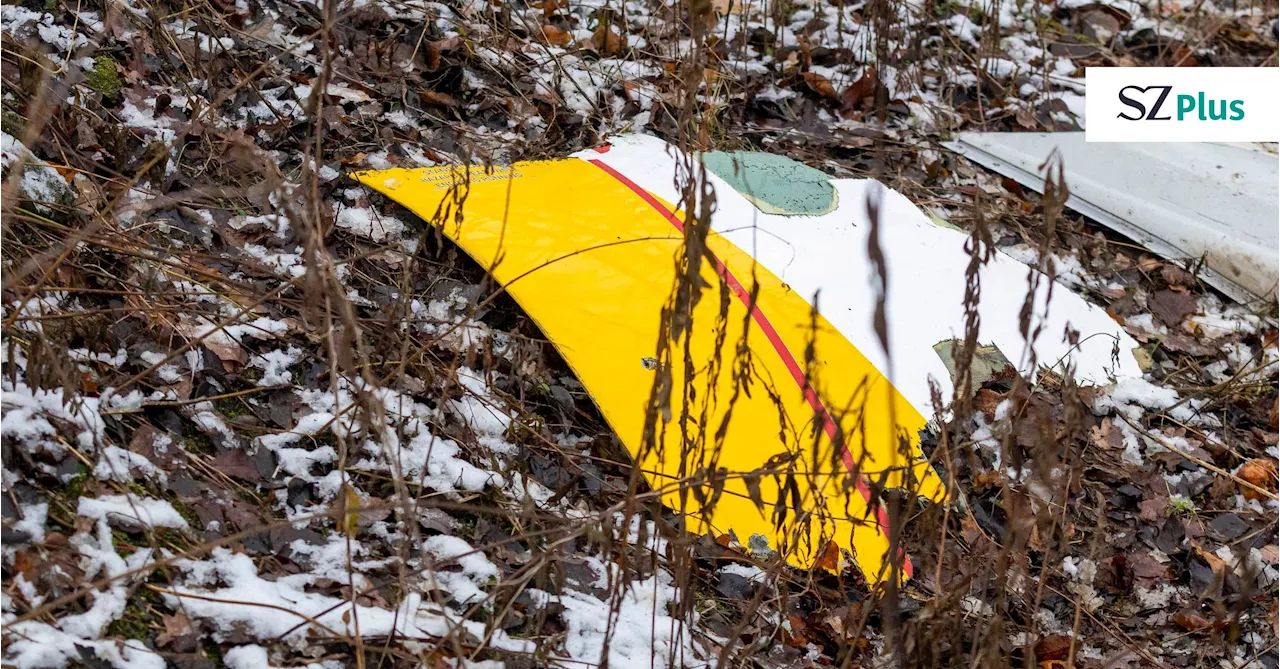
[
  {"xmin": 352, "ymin": 135, "xmax": 1141, "ymax": 585},
  {"xmin": 946, "ymin": 132, "xmax": 1279, "ymax": 305}
]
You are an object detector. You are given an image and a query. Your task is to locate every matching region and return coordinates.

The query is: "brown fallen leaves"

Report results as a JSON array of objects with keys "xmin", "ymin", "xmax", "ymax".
[
  {"xmin": 1147, "ymin": 289, "xmax": 1199, "ymax": 328},
  {"xmin": 1034, "ymin": 634, "xmax": 1073, "ymax": 662},
  {"xmin": 1272, "ymin": 600, "xmax": 1280, "ymax": 640},
  {"xmin": 802, "ymin": 71, "xmax": 839, "ymax": 101},
  {"xmin": 157, "ymin": 613, "xmax": 199, "ymax": 652},
  {"xmin": 814, "ymin": 539, "xmax": 843, "ymax": 572},
  {"xmin": 1237, "ymin": 458, "xmax": 1278, "ymax": 500},
  {"xmin": 1172, "ymin": 609, "xmax": 1228, "ymax": 633},
  {"xmin": 840, "ymin": 66, "xmax": 880, "ymax": 116},
  {"xmin": 420, "ymin": 89, "xmax": 459, "ymax": 107},
  {"xmin": 798, "ymin": 67, "xmax": 887, "ymax": 118},
  {"xmin": 1128, "ymin": 551, "xmax": 1171, "ymax": 585},
  {"xmin": 540, "ymin": 23, "xmax": 572, "ymax": 47},
  {"xmin": 590, "ymin": 24, "xmax": 624, "ymax": 55},
  {"xmin": 540, "ymin": 0, "xmax": 567, "ymax": 18}
]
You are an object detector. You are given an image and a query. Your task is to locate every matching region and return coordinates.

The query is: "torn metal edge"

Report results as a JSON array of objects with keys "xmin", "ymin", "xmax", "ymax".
[{"xmin": 943, "ymin": 138, "xmax": 1261, "ymax": 307}]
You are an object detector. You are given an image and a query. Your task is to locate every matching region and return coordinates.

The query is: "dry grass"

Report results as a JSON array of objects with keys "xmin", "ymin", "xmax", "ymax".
[{"xmin": 2, "ymin": 0, "xmax": 1277, "ymax": 666}]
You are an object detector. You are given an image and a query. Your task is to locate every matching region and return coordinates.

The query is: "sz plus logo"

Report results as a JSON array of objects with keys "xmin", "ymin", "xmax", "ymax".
[
  {"xmin": 1085, "ymin": 68, "xmax": 1278, "ymax": 142},
  {"xmin": 1116, "ymin": 86, "xmax": 1245, "ymax": 122}
]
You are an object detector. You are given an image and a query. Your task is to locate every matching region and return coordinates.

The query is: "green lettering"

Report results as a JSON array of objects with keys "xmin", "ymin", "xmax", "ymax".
[{"xmin": 1177, "ymin": 95, "xmax": 1195, "ymax": 120}]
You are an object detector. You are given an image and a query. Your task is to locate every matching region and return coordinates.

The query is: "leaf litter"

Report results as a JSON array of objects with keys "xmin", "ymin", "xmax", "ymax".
[{"xmin": 1, "ymin": 0, "xmax": 1276, "ymax": 665}]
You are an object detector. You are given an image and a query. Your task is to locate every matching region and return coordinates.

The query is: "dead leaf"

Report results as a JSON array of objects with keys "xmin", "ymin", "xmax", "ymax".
[
  {"xmin": 1136, "ymin": 256, "xmax": 1163, "ymax": 273},
  {"xmin": 972, "ymin": 470, "xmax": 1002, "ymax": 490},
  {"xmin": 335, "ymin": 482, "xmax": 362, "ymax": 536},
  {"xmin": 1147, "ymin": 289, "xmax": 1199, "ymax": 328},
  {"xmin": 420, "ymin": 89, "xmax": 459, "ymax": 107},
  {"xmin": 960, "ymin": 513, "xmax": 985, "ymax": 545},
  {"xmin": 1028, "ymin": 521, "xmax": 1046, "ymax": 552},
  {"xmin": 1129, "ymin": 551, "xmax": 1169, "ymax": 584},
  {"xmin": 1168, "ymin": 44, "xmax": 1198, "ymax": 66},
  {"xmin": 540, "ymin": 23, "xmax": 572, "ymax": 46},
  {"xmin": 821, "ymin": 604, "xmax": 865, "ymax": 641},
  {"xmin": 1173, "ymin": 610, "xmax": 1215, "ymax": 632},
  {"xmin": 1138, "ymin": 496, "xmax": 1168, "ymax": 523},
  {"xmin": 1035, "ymin": 635, "xmax": 1073, "ymax": 661},
  {"xmin": 743, "ymin": 473, "xmax": 765, "ymax": 511},
  {"xmin": 975, "ymin": 388, "xmax": 1005, "ymax": 422},
  {"xmin": 1252, "ymin": 427, "xmax": 1279, "ymax": 448},
  {"xmin": 1272, "ymin": 600, "xmax": 1278, "ymax": 639},
  {"xmin": 1191, "ymin": 542, "xmax": 1228, "ymax": 578},
  {"xmin": 839, "ymin": 66, "xmax": 878, "ymax": 115},
  {"xmin": 130, "ymin": 423, "xmax": 186, "ymax": 469},
  {"xmin": 1078, "ymin": 9, "xmax": 1121, "ymax": 42},
  {"xmin": 803, "ymin": 71, "xmax": 839, "ymax": 101},
  {"xmin": 542, "ymin": 0, "xmax": 567, "ymax": 18},
  {"xmin": 1013, "ymin": 106, "xmax": 1038, "ymax": 130},
  {"xmin": 186, "ymin": 329, "xmax": 247, "ymax": 367},
  {"xmin": 103, "ymin": 0, "xmax": 126, "ymax": 38},
  {"xmin": 223, "ymin": 499, "xmax": 266, "ymax": 535},
  {"xmin": 75, "ymin": 119, "xmax": 101, "ymax": 152},
  {"xmin": 1237, "ymin": 458, "xmax": 1278, "ymax": 500},
  {"xmin": 156, "ymin": 612, "xmax": 199, "ymax": 652},
  {"xmin": 1160, "ymin": 263, "xmax": 1195, "ymax": 286},
  {"xmin": 784, "ymin": 613, "xmax": 809, "ymax": 646},
  {"xmin": 432, "ymin": 36, "xmax": 460, "ymax": 57},
  {"xmin": 591, "ymin": 24, "xmax": 624, "ymax": 55},
  {"xmin": 702, "ymin": 67, "xmax": 729, "ymax": 87},
  {"xmin": 814, "ymin": 539, "xmax": 842, "ymax": 572},
  {"xmin": 73, "ymin": 175, "xmax": 109, "ymax": 212},
  {"xmin": 1090, "ymin": 418, "xmax": 1125, "ymax": 451},
  {"xmin": 213, "ymin": 448, "xmax": 264, "ymax": 483},
  {"xmin": 10, "ymin": 549, "xmax": 36, "ymax": 582}
]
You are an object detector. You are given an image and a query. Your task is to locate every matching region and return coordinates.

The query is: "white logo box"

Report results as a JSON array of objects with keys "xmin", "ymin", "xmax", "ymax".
[{"xmin": 1085, "ymin": 67, "xmax": 1280, "ymax": 142}]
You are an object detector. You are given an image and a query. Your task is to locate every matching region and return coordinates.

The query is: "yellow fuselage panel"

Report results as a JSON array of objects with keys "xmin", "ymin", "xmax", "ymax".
[{"xmin": 353, "ymin": 158, "xmax": 945, "ymax": 585}]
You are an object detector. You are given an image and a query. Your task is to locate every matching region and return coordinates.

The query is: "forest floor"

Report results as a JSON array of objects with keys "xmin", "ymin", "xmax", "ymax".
[{"xmin": 2, "ymin": 0, "xmax": 1278, "ymax": 666}]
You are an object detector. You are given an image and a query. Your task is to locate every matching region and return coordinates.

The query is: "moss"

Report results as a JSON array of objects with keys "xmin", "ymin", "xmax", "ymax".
[
  {"xmin": 112, "ymin": 529, "xmax": 139, "ymax": 556},
  {"xmin": 1, "ymin": 107, "xmax": 25, "ymax": 138},
  {"xmin": 105, "ymin": 612, "xmax": 150, "ymax": 640},
  {"xmin": 1167, "ymin": 496, "xmax": 1196, "ymax": 516},
  {"xmin": 215, "ymin": 397, "xmax": 249, "ymax": 419},
  {"xmin": 63, "ymin": 467, "xmax": 91, "ymax": 498},
  {"xmin": 167, "ymin": 497, "xmax": 201, "ymax": 529},
  {"xmin": 104, "ymin": 589, "xmax": 161, "ymax": 641},
  {"xmin": 156, "ymin": 527, "xmax": 196, "ymax": 552},
  {"xmin": 202, "ymin": 642, "xmax": 224, "ymax": 663},
  {"xmin": 1033, "ymin": 15, "xmax": 1066, "ymax": 36},
  {"xmin": 179, "ymin": 433, "xmax": 215, "ymax": 456},
  {"xmin": 42, "ymin": 466, "xmax": 91, "ymax": 532},
  {"xmin": 453, "ymin": 517, "xmax": 478, "ymax": 542},
  {"xmin": 85, "ymin": 56, "xmax": 123, "ymax": 97}
]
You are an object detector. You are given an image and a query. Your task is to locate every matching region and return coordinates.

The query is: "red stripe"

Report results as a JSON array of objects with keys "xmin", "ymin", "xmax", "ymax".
[{"xmin": 587, "ymin": 158, "xmax": 911, "ymax": 579}]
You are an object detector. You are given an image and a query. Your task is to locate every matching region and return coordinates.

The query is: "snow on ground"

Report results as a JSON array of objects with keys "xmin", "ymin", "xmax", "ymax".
[
  {"xmin": 77, "ymin": 494, "xmax": 190, "ymax": 530},
  {"xmin": 2, "ymin": 0, "xmax": 1275, "ymax": 666}
]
